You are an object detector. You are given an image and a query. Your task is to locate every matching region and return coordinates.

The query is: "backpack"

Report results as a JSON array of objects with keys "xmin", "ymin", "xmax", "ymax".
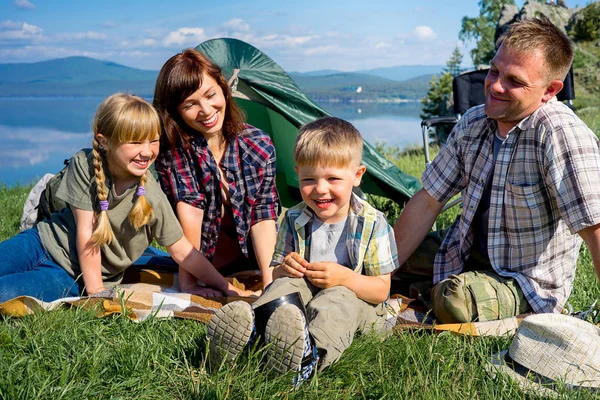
[
  {"xmin": 36, "ymin": 158, "xmax": 71, "ymax": 223},
  {"xmin": 19, "ymin": 158, "xmax": 70, "ymax": 231}
]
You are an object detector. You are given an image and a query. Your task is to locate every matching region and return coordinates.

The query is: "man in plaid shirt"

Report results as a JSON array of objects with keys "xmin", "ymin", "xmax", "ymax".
[{"xmin": 393, "ymin": 18, "xmax": 600, "ymax": 323}]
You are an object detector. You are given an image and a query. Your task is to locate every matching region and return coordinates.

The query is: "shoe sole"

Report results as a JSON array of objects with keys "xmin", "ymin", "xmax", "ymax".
[
  {"xmin": 206, "ymin": 301, "xmax": 254, "ymax": 370},
  {"xmin": 264, "ymin": 303, "xmax": 306, "ymax": 374}
]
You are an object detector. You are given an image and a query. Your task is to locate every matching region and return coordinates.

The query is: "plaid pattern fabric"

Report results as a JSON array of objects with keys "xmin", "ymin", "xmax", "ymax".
[
  {"xmin": 156, "ymin": 125, "xmax": 280, "ymax": 259},
  {"xmin": 423, "ymin": 99, "xmax": 600, "ymax": 313},
  {"xmin": 270, "ymin": 193, "xmax": 398, "ymax": 276}
]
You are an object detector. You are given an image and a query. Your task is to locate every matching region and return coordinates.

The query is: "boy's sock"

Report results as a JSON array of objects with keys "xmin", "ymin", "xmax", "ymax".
[
  {"xmin": 206, "ymin": 301, "xmax": 256, "ymax": 370},
  {"xmin": 264, "ymin": 303, "xmax": 318, "ymax": 386}
]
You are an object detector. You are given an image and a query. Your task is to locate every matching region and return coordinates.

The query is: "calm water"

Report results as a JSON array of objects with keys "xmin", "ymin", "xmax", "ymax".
[{"xmin": 0, "ymin": 97, "xmax": 423, "ymax": 187}]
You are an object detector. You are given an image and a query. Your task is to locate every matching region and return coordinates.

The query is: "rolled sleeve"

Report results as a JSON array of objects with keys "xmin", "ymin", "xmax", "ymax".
[
  {"xmin": 422, "ymin": 121, "xmax": 467, "ymax": 205},
  {"xmin": 363, "ymin": 213, "xmax": 399, "ymax": 276}
]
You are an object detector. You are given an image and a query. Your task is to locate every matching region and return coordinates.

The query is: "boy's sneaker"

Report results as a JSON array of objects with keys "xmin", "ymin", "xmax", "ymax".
[
  {"xmin": 264, "ymin": 303, "xmax": 318, "ymax": 387},
  {"xmin": 206, "ymin": 301, "xmax": 256, "ymax": 370}
]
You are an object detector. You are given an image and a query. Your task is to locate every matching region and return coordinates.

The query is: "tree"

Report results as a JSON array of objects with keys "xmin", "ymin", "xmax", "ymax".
[
  {"xmin": 420, "ymin": 47, "xmax": 463, "ymax": 120},
  {"xmin": 459, "ymin": 0, "xmax": 515, "ymax": 67},
  {"xmin": 420, "ymin": 47, "xmax": 464, "ymax": 145}
]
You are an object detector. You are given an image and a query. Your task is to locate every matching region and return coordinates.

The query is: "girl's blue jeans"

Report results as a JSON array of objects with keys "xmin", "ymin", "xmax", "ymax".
[{"xmin": 0, "ymin": 227, "xmax": 80, "ymax": 303}]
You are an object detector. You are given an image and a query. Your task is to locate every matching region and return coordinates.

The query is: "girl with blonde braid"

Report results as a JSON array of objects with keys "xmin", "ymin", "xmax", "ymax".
[{"xmin": 0, "ymin": 93, "xmax": 254, "ymax": 303}]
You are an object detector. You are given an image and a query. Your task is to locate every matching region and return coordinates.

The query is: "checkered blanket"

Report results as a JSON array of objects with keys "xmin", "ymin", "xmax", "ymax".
[{"xmin": 0, "ymin": 266, "xmax": 529, "ymax": 336}]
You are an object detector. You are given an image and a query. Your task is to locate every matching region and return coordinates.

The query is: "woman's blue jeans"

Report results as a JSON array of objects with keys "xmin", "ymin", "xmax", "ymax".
[{"xmin": 0, "ymin": 227, "xmax": 80, "ymax": 303}]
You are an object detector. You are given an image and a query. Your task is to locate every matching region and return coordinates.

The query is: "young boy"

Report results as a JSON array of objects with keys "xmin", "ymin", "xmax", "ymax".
[{"xmin": 207, "ymin": 116, "xmax": 398, "ymax": 384}]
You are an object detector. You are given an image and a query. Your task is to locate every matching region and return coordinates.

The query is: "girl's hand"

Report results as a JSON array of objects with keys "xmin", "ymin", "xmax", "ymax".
[
  {"xmin": 274, "ymin": 252, "xmax": 308, "ymax": 279},
  {"xmin": 87, "ymin": 286, "xmax": 107, "ymax": 295}
]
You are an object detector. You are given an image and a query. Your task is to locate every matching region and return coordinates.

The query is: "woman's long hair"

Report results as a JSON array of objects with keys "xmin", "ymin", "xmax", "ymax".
[
  {"xmin": 90, "ymin": 93, "xmax": 161, "ymax": 247},
  {"xmin": 153, "ymin": 48, "xmax": 246, "ymax": 151}
]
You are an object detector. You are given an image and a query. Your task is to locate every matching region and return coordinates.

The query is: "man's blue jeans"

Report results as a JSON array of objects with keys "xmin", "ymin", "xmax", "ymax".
[{"xmin": 0, "ymin": 228, "xmax": 80, "ymax": 303}]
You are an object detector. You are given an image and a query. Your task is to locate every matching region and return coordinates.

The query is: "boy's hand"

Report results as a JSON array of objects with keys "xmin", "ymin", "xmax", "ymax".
[
  {"xmin": 304, "ymin": 262, "xmax": 350, "ymax": 289},
  {"xmin": 275, "ymin": 252, "xmax": 308, "ymax": 279}
]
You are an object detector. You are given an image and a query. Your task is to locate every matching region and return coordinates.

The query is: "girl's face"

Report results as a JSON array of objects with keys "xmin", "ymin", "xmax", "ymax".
[
  {"xmin": 99, "ymin": 134, "xmax": 160, "ymax": 183},
  {"xmin": 177, "ymin": 72, "xmax": 227, "ymax": 138}
]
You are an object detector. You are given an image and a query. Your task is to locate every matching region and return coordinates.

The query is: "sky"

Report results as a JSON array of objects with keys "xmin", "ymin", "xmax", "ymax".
[{"xmin": 0, "ymin": 0, "xmax": 527, "ymax": 73}]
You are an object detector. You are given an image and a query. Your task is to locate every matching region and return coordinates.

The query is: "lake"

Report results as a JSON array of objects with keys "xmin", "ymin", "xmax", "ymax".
[{"xmin": 0, "ymin": 97, "xmax": 424, "ymax": 187}]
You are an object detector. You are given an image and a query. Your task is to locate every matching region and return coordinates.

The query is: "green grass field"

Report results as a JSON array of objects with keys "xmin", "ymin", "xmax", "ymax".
[{"xmin": 2, "ymin": 140, "xmax": 600, "ymax": 400}]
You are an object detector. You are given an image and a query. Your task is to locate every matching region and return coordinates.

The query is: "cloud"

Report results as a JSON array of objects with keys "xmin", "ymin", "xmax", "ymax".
[
  {"xmin": 303, "ymin": 45, "xmax": 341, "ymax": 56},
  {"xmin": 375, "ymin": 42, "xmax": 391, "ymax": 50},
  {"xmin": 13, "ymin": 0, "xmax": 35, "ymax": 10},
  {"xmin": 163, "ymin": 27, "xmax": 206, "ymax": 46},
  {"xmin": 0, "ymin": 21, "xmax": 43, "ymax": 41},
  {"xmin": 221, "ymin": 18, "xmax": 250, "ymax": 32},
  {"xmin": 103, "ymin": 21, "xmax": 118, "ymax": 29},
  {"xmin": 55, "ymin": 31, "xmax": 108, "ymax": 41},
  {"xmin": 413, "ymin": 26, "xmax": 436, "ymax": 41}
]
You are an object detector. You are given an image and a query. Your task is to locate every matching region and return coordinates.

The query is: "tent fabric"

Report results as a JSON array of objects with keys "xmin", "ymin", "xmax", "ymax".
[{"xmin": 195, "ymin": 38, "xmax": 421, "ymax": 207}]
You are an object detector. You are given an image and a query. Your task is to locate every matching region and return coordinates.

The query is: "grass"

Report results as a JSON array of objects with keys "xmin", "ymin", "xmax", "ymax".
[{"xmin": 2, "ymin": 147, "xmax": 600, "ymax": 399}]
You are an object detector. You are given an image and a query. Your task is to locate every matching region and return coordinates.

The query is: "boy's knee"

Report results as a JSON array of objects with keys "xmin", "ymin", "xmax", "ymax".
[{"xmin": 431, "ymin": 274, "xmax": 475, "ymax": 324}]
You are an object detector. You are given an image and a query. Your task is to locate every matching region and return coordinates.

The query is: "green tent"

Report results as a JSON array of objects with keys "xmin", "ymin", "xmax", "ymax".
[{"xmin": 195, "ymin": 38, "xmax": 421, "ymax": 208}]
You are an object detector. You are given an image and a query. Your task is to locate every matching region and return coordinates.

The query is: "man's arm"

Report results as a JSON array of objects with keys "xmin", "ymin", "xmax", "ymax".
[
  {"xmin": 578, "ymin": 223, "xmax": 600, "ymax": 281},
  {"xmin": 393, "ymin": 188, "xmax": 445, "ymax": 266}
]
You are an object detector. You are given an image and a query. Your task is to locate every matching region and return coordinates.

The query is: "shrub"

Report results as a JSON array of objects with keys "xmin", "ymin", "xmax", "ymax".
[{"xmin": 570, "ymin": 3, "xmax": 600, "ymax": 41}]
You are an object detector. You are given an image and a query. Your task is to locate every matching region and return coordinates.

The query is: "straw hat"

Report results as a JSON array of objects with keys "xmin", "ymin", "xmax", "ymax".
[{"xmin": 488, "ymin": 313, "xmax": 600, "ymax": 395}]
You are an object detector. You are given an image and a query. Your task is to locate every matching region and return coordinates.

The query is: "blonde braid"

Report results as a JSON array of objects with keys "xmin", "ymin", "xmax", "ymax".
[
  {"xmin": 90, "ymin": 136, "xmax": 115, "ymax": 246},
  {"xmin": 129, "ymin": 172, "xmax": 154, "ymax": 229}
]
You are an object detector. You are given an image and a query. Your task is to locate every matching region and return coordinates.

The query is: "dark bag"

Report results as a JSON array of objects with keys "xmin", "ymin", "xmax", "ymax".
[{"xmin": 36, "ymin": 158, "xmax": 70, "ymax": 222}]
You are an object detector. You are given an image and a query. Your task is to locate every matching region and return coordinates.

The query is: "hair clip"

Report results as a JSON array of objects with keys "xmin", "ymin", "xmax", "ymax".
[
  {"xmin": 100, "ymin": 200, "xmax": 109, "ymax": 211},
  {"xmin": 136, "ymin": 186, "xmax": 146, "ymax": 197}
]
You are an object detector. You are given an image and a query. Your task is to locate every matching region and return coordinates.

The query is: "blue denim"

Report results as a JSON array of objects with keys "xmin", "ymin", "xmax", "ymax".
[{"xmin": 0, "ymin": 228, "xmax": 80, "ymax": 303}]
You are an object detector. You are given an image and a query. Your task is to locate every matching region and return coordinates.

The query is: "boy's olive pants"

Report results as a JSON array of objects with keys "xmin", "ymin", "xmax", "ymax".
[
  {"xmin": 394, "ymin": 229, "xmax": 532, "ymax": 324},
  {"xmin": 253, "ymin": 277, "xmax": 387, "ymax": 370}
]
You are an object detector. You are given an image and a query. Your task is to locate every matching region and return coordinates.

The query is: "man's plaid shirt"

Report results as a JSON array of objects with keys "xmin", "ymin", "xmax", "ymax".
[
  {"xmin": 423, "ymin": 99, "xmax": 600, "ymax": 313},
  {"xmin": 155, "ymin": 125, "xmax": 280, "ymax": 260}
]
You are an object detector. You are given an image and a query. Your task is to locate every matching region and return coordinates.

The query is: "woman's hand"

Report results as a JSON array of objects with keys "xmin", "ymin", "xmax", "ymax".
[
  {"xmin": 225, "ymin": 286, "xmax": 261, "ymax": 298},
  {"xmin": 181, "ymin": 282, "xmax": 223, "ymax": 298}
]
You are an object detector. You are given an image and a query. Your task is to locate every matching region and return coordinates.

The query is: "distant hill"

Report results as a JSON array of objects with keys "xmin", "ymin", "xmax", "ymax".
[
  {"xmin": 0, "ymin": 56, "xmax": 157, "ymax": 84},
  {"xmin": 0, "ymin": 56, "xmax": 430, "ymax": 101},
  {"xmin": 357, "ymin": 65, "xmax": 445, "ymax": 82},
  {"xmin": 0, "ymin": 57, "xmax": 158, "ymax": 97}
]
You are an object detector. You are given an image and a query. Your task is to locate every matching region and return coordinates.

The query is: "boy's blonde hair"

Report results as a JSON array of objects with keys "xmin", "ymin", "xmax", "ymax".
[
  {"xmin": 293, "ymin": 116, "xmax": 363, "ymax": 169},
  {"xmin": 91, "ymin": 93, "xmax": 161, "ymax": 247}
]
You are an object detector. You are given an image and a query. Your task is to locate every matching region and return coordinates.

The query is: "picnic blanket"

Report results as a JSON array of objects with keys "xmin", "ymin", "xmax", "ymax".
[{"xmin": 0, "ymin": 263, "xmax": 530, "ymax": 336}]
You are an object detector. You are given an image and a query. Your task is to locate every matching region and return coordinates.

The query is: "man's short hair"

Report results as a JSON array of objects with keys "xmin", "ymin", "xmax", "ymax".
[
  {"xmin": 294, "ymin": 116, "xmax": 363, "ymax": 169},
  {"xmin": 496, "ymin": 17, "xmax": 573, "ymax": 81}
]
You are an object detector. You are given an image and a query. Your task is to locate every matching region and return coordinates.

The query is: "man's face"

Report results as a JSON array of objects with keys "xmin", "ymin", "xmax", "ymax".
[{"xmin": 484, "ymin": 45, "xmax": 555, "ymax": 137}]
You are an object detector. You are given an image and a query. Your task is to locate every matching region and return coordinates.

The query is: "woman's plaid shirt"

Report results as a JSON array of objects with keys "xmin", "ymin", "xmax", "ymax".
[
  {"xmin": 423, "ymin": 99, "xmax": 600, "ymax": 314},
  {"xmin": 155, "ymin": 125, "xmax": 280, "ymax": 260}
]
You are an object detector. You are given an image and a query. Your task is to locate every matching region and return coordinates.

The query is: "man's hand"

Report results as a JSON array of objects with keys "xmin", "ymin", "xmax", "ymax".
[
  {"xmin": 274, "ymin": 252, "xmax": 308, "ymax": 279},
  {"xmin": 304, "ymin": 262, "xmax": 350, "ymax": 289}
]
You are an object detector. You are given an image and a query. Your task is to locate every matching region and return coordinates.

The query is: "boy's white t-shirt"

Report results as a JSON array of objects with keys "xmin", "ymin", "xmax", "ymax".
[{"xmin": 309, "ymin": 215, "xmax": 352, "ymax": 268}]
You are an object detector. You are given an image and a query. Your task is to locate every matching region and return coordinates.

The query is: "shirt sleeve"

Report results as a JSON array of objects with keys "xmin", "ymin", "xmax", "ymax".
[
  {"xmin": 155, "ymin": 147, "xmax": 206, "ymax": 210},
  {"xmin": 250, "ymin": 133, "xmax": 280, "ymax": 225},
  {"xmin": 270, "ymin": 211, "xmax": 295, "ymax": 267},
  {"xmin": 543, "ymin": 121, "xmax": 600, "ymax": 233},
  {"xmin": 56, "ymin": 150, "xmax": 95, "ymax": 211},
  {"xmin": 362, "ymin": 212, "xmax": 399, "ymax": 276},
  {"xmin": 421, "ymin": 117, "xmax": 468, "ymax": 205}
]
